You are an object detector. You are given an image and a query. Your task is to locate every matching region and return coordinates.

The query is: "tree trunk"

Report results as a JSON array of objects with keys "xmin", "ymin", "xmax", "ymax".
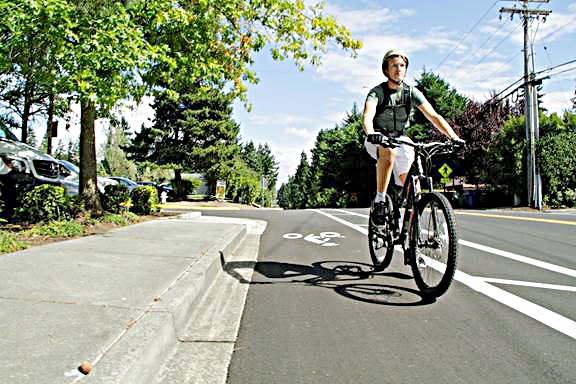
[
  {"xmin": 20, "ymin": 77, "xmax": 33, "ymax": 143},
  {"xmin": 46, "ymin": 93, "xmax": 55, "ymax": 155},
  {"xmin": 174, "ymin": 168, "xmax": 182, "ymax": 197},
  {"xmin": 80, "ymin": 100, "xmax": 102, "ymax": 215}
]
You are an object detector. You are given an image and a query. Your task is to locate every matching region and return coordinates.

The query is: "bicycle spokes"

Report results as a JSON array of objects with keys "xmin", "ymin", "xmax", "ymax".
[{"xmin": 410, "ymin": 192, "xmax": 459, "ymax": 297}]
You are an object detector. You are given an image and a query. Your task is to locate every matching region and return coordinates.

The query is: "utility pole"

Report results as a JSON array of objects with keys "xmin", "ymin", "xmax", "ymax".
[{"xmin": 500, "ymin": 0, "xmax": 551, "ymax": 210}]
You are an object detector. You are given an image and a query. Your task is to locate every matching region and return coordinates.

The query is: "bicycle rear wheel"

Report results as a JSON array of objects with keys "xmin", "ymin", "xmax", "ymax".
[
  {"xmin": 409, "ymin": 192, "xmax": 459, "ymax": 297},
  {"xmin": 368, "ymin": 195, "xmax": 395, "ymax": 272}
]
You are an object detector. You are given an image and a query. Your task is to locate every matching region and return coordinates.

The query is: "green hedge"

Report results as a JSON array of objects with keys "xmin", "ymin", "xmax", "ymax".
[{"xmin": 130, "ymin": 186, "xmax": 159, "ymax": 215}]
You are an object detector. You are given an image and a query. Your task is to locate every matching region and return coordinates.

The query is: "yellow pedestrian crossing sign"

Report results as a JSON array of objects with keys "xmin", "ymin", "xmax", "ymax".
[{"xmin": 438, "ymin": 163, "xmax": 453, "ymax": 178}]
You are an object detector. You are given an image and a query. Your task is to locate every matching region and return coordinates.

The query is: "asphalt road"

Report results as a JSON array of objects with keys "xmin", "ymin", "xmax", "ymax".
[{"xmin": 209, "ymin": 208, "xmax": 576, "ymax": 384}]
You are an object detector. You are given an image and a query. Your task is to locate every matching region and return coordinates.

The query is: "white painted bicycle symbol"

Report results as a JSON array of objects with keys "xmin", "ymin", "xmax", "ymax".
[{"xmin": 282, "ymin": 232, "xmax": 344, "ymax": 247}]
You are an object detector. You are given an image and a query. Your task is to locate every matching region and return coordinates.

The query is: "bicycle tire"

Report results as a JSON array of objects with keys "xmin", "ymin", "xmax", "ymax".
[
  {"xmin": 368, "ymin": 194, "xmax": 395, "ymax": 272},
  {"xmin": 409, "ymin": 192, "xmax": 459, "ymax": 297}
]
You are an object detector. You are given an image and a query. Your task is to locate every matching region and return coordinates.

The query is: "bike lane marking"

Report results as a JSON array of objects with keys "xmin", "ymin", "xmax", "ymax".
[{"xmin": 312, "ymin": 208, "xmax": 576, "ymax": 340}]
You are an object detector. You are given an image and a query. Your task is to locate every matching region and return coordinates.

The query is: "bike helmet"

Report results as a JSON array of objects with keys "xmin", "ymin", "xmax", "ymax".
[{"xmin": 381, "ymin": 49, "xmax": 409, "ymax": 74}]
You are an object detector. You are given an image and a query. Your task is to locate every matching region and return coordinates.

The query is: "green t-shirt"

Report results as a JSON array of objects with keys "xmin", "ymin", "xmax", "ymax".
[{"xmin": 366, "ymin": 82, "xmax": 427, "ymax": 136}]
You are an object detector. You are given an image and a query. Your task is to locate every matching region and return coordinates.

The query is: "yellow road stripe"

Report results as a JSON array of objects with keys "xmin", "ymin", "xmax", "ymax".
[{"xmin": 456, "ymin": 211, "xmax": 576, "ymax": 226}]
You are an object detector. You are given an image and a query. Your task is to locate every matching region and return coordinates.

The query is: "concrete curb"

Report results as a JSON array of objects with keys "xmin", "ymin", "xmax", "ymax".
[{"xmin": 80, "ymin": 214, "xmax": 248, "ymax": 384}]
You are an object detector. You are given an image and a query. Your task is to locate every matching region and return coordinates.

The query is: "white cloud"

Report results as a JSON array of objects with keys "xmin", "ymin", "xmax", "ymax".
[
  {"xmin": 284, "ymin": 127, "xmax": 317, "ymax": 140},
  {"xmin": 326, "ymin": 4, "xmax": 415, "ymax": 34},
  {"xmin": 542, "ymin": 90, "xmax": 575, "ymax": 115}
]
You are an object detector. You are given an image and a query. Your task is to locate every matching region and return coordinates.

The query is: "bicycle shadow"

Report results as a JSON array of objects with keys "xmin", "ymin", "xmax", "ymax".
[{"xmin": 220, "ymin": 254, "xmax": 435, "ymax": 306}]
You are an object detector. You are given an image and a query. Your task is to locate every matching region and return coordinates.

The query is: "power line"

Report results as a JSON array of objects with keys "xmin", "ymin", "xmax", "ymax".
[
  {"xmin": 534, "ymin": 58, "xmax": 576, "ymax": 76},
  {"xmin": 432, "ymin": 0, "xmax": 499, "ymax": 73}
]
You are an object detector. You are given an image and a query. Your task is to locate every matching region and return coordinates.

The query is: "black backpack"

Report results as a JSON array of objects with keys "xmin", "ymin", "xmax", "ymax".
[{"xmin": 374, "ymin": 82, "xmax": 412, "ymax": 134}]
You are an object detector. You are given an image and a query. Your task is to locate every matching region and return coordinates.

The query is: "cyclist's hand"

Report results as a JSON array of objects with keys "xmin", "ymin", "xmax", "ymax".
[
  {"xmin": 451, "ymin": 137, "xmax": 465, "ymax": 147},
  {"xmin": 367, "ymin": 133, "xmax": 384, "ymax": 144}
]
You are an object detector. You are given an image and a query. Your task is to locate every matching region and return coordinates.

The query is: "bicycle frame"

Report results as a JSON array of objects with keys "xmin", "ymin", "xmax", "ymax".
[{"xmin": 390, "ymin": 146, "xmax": 436, "ymax": 261}]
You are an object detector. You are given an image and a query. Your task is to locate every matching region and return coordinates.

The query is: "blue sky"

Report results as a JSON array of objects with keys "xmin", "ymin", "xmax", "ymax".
[{"xmin": 231, "ymin": 0, "xmax": 576, "ymax": 186}]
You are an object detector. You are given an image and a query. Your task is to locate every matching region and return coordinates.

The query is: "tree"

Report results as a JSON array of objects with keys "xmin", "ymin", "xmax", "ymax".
[
  {"xmin": 537, "ymin": 111, "xmax": 576, "ymax": 207},
  {"xmin": 451, "ymin": 97, "xmax": 519, "ymax": 185},
  {"xmin": 292, "ymin": 152, "xmax": 311, "ymax": 209},
  {"xmin": 409, "ymin": 70, "xmax": 468, "ymax": 141},
  {"xmin": 485, "ymin": 115, "xmax": 526, "ymax": 201},
  {"xmin": 308, "ymin": 104, "xmax": 372, "ymax": 208},
  {"xmin": 126, "ymin": 86, "xmax": 241, "ymax": 196},
  {"xmin": 99, "ymin": 117, "xmax": 137, "ymax": 179},
  {"xmin": 0, "ymin": 0, "xmax": 71, "ymax": 143},
  {"xmin": 2, "ymin": 0, "xmax": 361, "ymax": 214}
]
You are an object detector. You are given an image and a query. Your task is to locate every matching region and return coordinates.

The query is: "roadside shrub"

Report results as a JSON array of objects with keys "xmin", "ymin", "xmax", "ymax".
[
  {"xmin": 22, "ymin": 220, "xmax": 84, "ymax": 238},
  {"xmin": 538, "ymin": 131, "xmax": 576, "ymax": 208},
  {"xmin": 101, "ymin": 184, "xmax": 131, "ymax": 213},
  {"xmin": 15, "ymin": 184, "xmax": 80, "ymax": 223},
  {"xmin": 0, "ymin": 230, "xmax": 28, "ymax": 253},
  {"xmin": 99, "ymin": 212, "xmax": 139, "ymax": 225},
  {"xmin": 130, "ymin": 185, "xmax": 158, "ymax": 215}
]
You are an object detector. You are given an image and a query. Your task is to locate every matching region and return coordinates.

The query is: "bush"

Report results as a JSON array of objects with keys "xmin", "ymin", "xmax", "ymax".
[
  {"xmin": 15, "ymin": 184, "xmax": 81, "ymax": 224},
  {"xmin": 0, "ymin": 230, "xmax": 28, "ymax": 253},
  {"xmin": 22, "ymin": 220, "xmax": 84, "ymax": 238},
  {"xmin": 538, "ymin": 131, "xmax": 576, "ymax": 208},
  {"xmin": 99, "ymin": 212, "xmax": 139, "ymax": 225},
  {"xmin": 101, "ymin": 184, "xmax": 131, "ymax": 213},
  {"xmin": 130, "ymin": 185, "xmax": 159, "ymax": 215}
]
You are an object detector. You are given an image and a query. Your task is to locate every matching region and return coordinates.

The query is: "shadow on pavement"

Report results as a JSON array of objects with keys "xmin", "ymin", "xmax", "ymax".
[{"xmin": 221, "ymin": 254, "xmax": 435, "ymax": 306}]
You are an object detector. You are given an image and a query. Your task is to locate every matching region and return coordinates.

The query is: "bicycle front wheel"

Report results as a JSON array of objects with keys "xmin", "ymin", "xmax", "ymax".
[
  {"xmin": 409, "ymin": 192, "xmax": 459, "ymax": 297},
  {"xmin": 368, "ymin": 195, "xmax": 395, "ymax": 272}
]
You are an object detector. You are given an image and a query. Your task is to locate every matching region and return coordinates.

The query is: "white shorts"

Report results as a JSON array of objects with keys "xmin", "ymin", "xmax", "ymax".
[{"xmin": 365, "ymin": 136, "xmax": 415, "ymax": 186}]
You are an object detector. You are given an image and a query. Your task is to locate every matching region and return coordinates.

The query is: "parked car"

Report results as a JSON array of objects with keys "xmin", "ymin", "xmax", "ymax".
[
  {"xmin": 57, "ymin": 160, "xmax": 117, "ymax": 195},
  {"xmin": 1, "ymin": 125, "xmax": 61, "ymax": 213},
  {"xmin": 107, "ymin": 176, "xmax": 138, "ymax": 192}
]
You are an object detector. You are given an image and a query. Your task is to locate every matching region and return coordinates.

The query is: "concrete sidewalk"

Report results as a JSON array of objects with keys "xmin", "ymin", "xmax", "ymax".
[{"xmin": 0, "ymin": 212, "xmax": 260, "ymax": 384}]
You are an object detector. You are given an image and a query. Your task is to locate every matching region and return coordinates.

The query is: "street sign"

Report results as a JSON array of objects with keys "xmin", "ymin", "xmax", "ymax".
[
  {"xmin": 441, "ymin": 177, "xmax": 451, "ymax": 185},
  {"xmin": 215, "ymin": 180, "xmax": 226, "ymax": 200},
  {"xmin": 438, "ymin": 163, "xmax": 453, "ymax": 178}
]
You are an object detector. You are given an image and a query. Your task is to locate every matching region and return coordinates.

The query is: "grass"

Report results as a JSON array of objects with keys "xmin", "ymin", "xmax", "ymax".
[
  {"xmin": 0, "ymin": 230, "xmax": 28, "ymax": 253},
  {"xmin": 0, "ymin": 212, "xmax": 155, "ymax": 255}
]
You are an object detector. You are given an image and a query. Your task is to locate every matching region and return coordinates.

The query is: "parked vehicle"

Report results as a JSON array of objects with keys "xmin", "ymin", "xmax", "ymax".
[
  {"xmin": 107, "ymin": 176, "xmax": 138, "ymax": 192},
  {"xmin": 57, "ymin": 160, "xmax": 117, "ymax": 195},
  {"xmin": 1, "ymin": 125, "xmax": 61, "ymax": 214}
]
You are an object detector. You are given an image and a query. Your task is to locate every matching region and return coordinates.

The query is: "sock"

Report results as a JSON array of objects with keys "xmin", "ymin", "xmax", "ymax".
[{"xmin": 374, "ymin": 192, "xmax": 385, "ymax": 203}]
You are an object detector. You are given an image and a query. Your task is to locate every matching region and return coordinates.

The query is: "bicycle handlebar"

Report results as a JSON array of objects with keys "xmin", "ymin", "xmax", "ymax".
[{"xmin": 369, "ymin": 134, "xmax": 464, "ymax": 158}]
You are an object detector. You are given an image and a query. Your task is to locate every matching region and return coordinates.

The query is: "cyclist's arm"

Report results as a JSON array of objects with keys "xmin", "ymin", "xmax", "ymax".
[
  {"xmin": 362, "ymin": 98, "xmax": 378, "ymax": 135},
  {"xmin": 417, "ymin": 102, "xmax": 461, "ymax": 140}
]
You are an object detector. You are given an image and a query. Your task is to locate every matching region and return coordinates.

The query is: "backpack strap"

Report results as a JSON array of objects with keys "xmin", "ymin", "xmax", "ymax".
[
  {"xmin": 373, "ymin": 82, "xmax": 412, "ymax": 134},
  {"xmin": 402, "ymin": 83, "xmax": 411, "ymax": 118}
]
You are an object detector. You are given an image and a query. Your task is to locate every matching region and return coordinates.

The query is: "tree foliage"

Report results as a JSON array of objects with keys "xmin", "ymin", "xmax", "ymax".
[
  {"xmin": 99, "ymin": 117, "xmax": 137, "ymax": 178},
  {"xmin": 1, "ymin": 0, "xmax": 361, "ymax": 214},
  {"xmin": 409, "ymin": 70, "xmax": 468, "ymax": 141}
]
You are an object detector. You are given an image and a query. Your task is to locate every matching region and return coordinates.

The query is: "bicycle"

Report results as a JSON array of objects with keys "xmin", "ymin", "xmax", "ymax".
[{"xmin": 368, "ymin": 135, "xmax": 463, "ymax": 298}]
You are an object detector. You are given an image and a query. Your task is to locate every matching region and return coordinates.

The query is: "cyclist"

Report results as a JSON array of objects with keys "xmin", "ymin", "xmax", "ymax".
[{"xmin": 362, "ymin": 48, "xmax": 463, "ymax": 224}]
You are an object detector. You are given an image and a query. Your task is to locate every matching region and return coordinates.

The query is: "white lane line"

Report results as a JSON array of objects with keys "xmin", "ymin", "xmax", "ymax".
[
  {"xmin": 330, "ymin": 209, "xmax": 370, "ymax": 218},
  {"xmin": 478, "ymin": 278, "xmax": 576, "ymax": 292},
  {"xmin": 330, "ymin": 209, "xmax": 576, "ymax": 279},
  {"xmin": 459, "ymin": 240, "xmax": 576, "ymax": 279},
  {"xmin": 455, "ymin": 270, "xmax": 576, "ymax": 340},
  {"xmin": 313, "ymin": 208, "xmax": 576, "ymax": 340},
  {"xmin": 312, "ymin": 209, "xmax": 368, "ymax": 235}
]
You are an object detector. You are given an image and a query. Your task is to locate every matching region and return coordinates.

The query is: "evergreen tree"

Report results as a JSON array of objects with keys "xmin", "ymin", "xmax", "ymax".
[
  {"xmin": 100, "ymin": 117, "xmax": 137, "ymax": 178},
  {"xmin": 409, "ymin": 70, "xmax": 468, "ymax": 141},
  {"xmin": 292, "ymin": 152, "xmax": 311, "ymax": 209},
  {"xmin": 125, "ymin": 86, "xmax": 240, "ymax": 193}
]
